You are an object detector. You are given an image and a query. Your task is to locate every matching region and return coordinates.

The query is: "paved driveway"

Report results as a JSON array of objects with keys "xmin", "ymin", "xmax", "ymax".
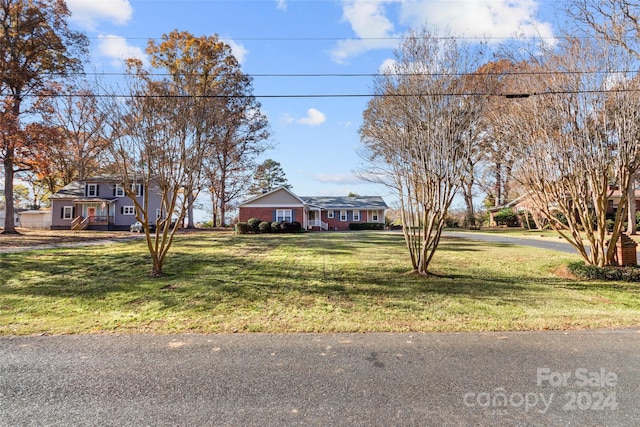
[{"xmin": 1, "ymin": 330, "xmax": 639, "ymax": 426}]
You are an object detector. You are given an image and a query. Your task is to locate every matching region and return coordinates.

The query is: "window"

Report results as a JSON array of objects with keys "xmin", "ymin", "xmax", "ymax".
[
  {"xmin": 86, "ymin": 184, "xmax": 98, "ymax": 197},
  {"xmin": 339, "ymin": 210, "xmax": 347, "ymax": 221},
  {"xmin": 353, "ymin": 210, "xmax": 360, "ymax": 221},
  {"xmin": 122, "ymin": 206, "xmax": 135, "ymax": 215},
  {"xmin": 156, "ymin": 209, "xmax": 163, "ymax": 219},
  {"xmin": 276, "ymin": 209, "xmax": 292, "ymax": 222},
  {"xmin": 131, "ymin": 183, "xmax": 143, "ymax": 197},
  {"xmin": 328, "ymin": 210, "xmax": 334, "ymax": 218},
  {"xmin": 115, "ymin": 185, "xmax": 125, "ymax": 197},
  {"xmin": 62, "ymin": 206, "xmax": 74, "ymax": 220},
  {"xmin": 371, "ymin": 211, "xmax": 379, "ymax": 222}
]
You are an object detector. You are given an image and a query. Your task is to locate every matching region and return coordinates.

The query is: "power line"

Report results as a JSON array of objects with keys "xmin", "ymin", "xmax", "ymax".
[
  {"xmin": 16, "ymin": 69, "xmax": 640, "ymax": 78},
  {"xmin": 8, "ymin": 88, "xmax": 640, "ymax": 99}
]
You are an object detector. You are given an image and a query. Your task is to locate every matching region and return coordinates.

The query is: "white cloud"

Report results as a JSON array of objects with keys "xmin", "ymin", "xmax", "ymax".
[
  {"xmin": 333, "ymin": 0, "xmax": 554, "ymax": 62},
  {"xmin": 297, "ymin": 108, "xmax": 326, "ymax": 126},
  {"xmin": 97, "ymin": 34, "xmax": 147, "ymax": 68},
  {"xmin": 379, "ymin": 58, "xmax": 397, "ymax": 74},
  {"xmin": 67, "ymin": 0, "xmax": 133, "ymax": 31},
  {"xmin": 312, "ymin": 173, "xmax": 364, "ymax": 185},
  {"xmin": 281, "ymin": 113, "xmax": 295, "ymax": 125},
  {"xmin": 399, "ymin": 0, "xmax": 553, "ymax": 41},
  {"xmin": 331, "ymin": 0, "xmax": 400, "ymax": 63},
  {"xmin": 276, "ymin": 0, "xmax": 287, "ymax": 11},
  {"xmin": 222, "ymin": 38, "xmax": 249, "ymax": 65}
]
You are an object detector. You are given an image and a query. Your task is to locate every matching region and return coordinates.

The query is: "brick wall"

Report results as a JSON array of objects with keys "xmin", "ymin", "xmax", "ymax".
[{"xmin": 239, "ymin": 207, "xmax": 305, "ymax": 224}]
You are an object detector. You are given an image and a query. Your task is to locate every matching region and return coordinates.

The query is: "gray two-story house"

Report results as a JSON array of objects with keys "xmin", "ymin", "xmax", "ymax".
[{"xmin": 50, "ymin": 175, "xmax": 163, "ymax": 231}]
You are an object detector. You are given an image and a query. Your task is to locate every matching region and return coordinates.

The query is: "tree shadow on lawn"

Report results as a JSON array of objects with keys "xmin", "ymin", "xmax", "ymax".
[{"xmin": 1, "ymin": 233, "xmax": 628, "ymax": 312}]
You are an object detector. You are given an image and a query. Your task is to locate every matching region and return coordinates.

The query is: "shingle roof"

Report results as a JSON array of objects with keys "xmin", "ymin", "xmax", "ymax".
[
  {"xmin": 49, "ymin": 181, "xmax": 85, "ymax": 199},
  {"xmin": 299, "ymin": 196, "xmax": 388, "ymax": 210}
]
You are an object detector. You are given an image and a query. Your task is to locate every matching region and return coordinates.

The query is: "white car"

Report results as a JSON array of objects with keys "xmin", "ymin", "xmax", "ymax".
[{"xmin": 130, "ymin": 221, "xmax": 144, "ymax": 233}]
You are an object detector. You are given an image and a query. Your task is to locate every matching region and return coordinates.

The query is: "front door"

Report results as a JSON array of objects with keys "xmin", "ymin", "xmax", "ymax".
[{"xmin": 87, "ymin": 207, "xmax": 96, "ymax": 222}]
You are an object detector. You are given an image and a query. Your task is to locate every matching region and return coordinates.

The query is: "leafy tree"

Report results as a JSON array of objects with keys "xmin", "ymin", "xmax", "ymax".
[
  {"xmin": 103, "ymin": 30, "xmax": 263, "ymax": 276},
  {"xmin": 247, "ymin": 159, "xmax": 290, "ymax": 196},
  {"xmin": 0, "ymin": 0, "xmax": 88, "ymax": 233}
]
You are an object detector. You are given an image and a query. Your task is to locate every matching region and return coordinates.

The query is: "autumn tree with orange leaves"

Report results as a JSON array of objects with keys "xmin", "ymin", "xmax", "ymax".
[{"xmin": 0, "ymin": 0, "xmax": 88, "ymax": 233}]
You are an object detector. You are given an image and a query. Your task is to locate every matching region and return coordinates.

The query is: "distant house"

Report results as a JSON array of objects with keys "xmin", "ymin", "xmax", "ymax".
[
  {"xmin": 50, "ymin": 175, "xmax": 163, "ymax": 231},
  {"xmin": 238, "ymin": 187, "xmax": 388, "ymax": 231},
  {"xmin": 0, "ymin": 206, "xmax": 20, "ymax": 229}
]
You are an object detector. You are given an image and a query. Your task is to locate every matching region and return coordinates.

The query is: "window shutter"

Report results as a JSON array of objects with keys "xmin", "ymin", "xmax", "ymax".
[
  {"xmin": 61, "ymin": 207, "xmax": 64, "ymax": 218},
  {"xmin": 72, "ymin": 207, "xmax": 75, "ymax": 217},
  {"xmin": 273, "ymin": 210, "xmax": 277, "ymax": 221},
  {"xmin": 291, "ymin": 210, "xmax": 295, "ymax": 221},
  {"xmin": 84, "ymin": 185, "xmax": 88, "ymax": 197},
  {"xmin": 140, "ymin": 185, "xmax": 144, "ymax": 196},
  {"xmin": 113, "ymin": 186, "xmax": 116, "ymax": 197},
  {"xmin": 120, "ymin": 207, "xmax": 123, "ymax": 214},
  {"xmin": 96, "ymin": 185, "xmax": 100, "ymax": 196}
]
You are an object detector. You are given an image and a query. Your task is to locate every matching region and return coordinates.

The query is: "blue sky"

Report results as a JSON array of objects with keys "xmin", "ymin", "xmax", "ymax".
[{"xmin": 64, "ymin": 0, "xmax": 558, "ymax": 216}]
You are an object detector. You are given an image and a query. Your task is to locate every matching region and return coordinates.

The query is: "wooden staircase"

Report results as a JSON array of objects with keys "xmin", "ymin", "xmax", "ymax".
[{"xmin": 71, "ymin": 216, "xmax": 89, "ymax": 231}]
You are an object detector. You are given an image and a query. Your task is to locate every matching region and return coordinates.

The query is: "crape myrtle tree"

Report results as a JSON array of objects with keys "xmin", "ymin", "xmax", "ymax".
[
  {"xmin": 359, "ymin": 28, "xmax": 498, "ymax": 275},
  {"xmin": 497, "ymin": 36, "xmax": 640, "ymax": 266},
  {"xmin": 103, "ymin": 30, "xmax": 251, "ymax": 276},
  {"xmin": 0, "ymin": 0, "xmax": 88, "ymax": 233},
  {"xmin": 568, "ymin": 0, "xmax": 640, "ymax": 233}
]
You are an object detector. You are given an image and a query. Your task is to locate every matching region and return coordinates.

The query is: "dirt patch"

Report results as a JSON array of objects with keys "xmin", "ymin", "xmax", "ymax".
[{"xmin": 552, "ymin": 264, "xmax": 577, "ymax": 280}]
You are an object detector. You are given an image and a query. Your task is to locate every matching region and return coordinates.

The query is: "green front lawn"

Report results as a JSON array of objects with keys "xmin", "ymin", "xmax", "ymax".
[{"xmin": 1, "ymin": 231, "xmax": 639, "ymax": 335}]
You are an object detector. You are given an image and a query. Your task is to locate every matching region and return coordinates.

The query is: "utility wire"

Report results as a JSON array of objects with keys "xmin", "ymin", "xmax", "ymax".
[{"xmin": 7, "ymin": 88, "xmax": 640, "ymax": 99}]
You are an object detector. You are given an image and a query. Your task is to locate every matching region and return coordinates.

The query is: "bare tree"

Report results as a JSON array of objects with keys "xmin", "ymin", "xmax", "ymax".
[
  {"xmin": 38, "ymin": 79, "xmax": 109, "ymax": 190},
  {"xmin": 498, "ymin": 36, "xmax": 640, "ymax": 266},
  {"xmin": 360, "ymin": 28, "xmax": 497, "ymax": 274}
]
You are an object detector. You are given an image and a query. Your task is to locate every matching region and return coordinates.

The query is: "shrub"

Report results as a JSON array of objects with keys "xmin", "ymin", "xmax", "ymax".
[
  {"xmin": 271, "ymin": 221, "xmax": 280, "ymax": 233},
  {"xmin": 349, "ymin": 222, "xmax": 385, "ymax": 230},
  {"xmin": 567, "ymin": 261, "xmax": 640, "ymax": 282},
  {"xmin": 444, "ymin": 216, "xmax": 459, "ymax": 228},
  {"xmin": 280, "ymin": 221, "xmax": 302, "ymax": 233},
  {"xmin": 235, "ymin": 222, "xmax": 248, "ymax": 234},
  {"xmin": 494, "ymin": 208, "xmax": 519, "ymax": 227},
  {"xmin": 247, "ymin": 217, "xmax": 261, "ymax": 233},
  {"xmin": 258, "ymin": 221, "xmax": 271, "ymax": 233}
]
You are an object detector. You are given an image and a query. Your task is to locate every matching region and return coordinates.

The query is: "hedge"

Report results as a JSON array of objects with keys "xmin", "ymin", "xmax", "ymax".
[
  {"xmin": 349, "ymin": 222, "xmax": 384, "ymax": 230},
  {"xmin": 567, "ymin": 261, "xmax": 640, "ymax": 282}
]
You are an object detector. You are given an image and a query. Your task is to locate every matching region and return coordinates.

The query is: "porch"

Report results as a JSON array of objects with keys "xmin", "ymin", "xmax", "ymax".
[{"xmin": 71, "ymin": 215, "xmax": 115, "ymax": 231}]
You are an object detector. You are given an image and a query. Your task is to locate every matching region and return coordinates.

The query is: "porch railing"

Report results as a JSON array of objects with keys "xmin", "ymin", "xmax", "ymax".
[
  {"xmin": 308, "ymin": 220, "xmax": 329, "ymax": 230},
  {"xmin": 71, "ymin": 216, "xmax": 89, "ymax": 231}
]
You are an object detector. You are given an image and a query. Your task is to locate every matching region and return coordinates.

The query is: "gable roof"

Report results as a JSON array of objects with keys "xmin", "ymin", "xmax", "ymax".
[
  {"xmin": 239, "ymin": 187, "xmax": 387, "ymax": 210},
  {"xmin": 238, "ymin": 187, "xmax": 306, "ymax": 207},
  {"xmin": 300, "ymin": 196, "xmax": 387, "ymax": 210}
]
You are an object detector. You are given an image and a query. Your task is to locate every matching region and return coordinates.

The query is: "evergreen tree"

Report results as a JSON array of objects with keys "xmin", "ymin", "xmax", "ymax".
[{"xmin": 248, "ymin": 159, "xmax": 291, "ymax": 195}]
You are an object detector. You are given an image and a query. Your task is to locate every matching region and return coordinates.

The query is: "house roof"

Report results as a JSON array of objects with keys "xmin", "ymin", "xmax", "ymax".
[
  {"xmin": 239, "ymin": 187, "xmax": 388, "ymax": 210},
  {"xmin": 50, "ymin": 181, "xmax": 85, "ymax": 199},
  {"xmin": 238, "ymin": 187, "xmax": 306, "ymax": 207},
  {"xmin": 300, "ymin": 195, "xmax": 388, "ymax": 210}
]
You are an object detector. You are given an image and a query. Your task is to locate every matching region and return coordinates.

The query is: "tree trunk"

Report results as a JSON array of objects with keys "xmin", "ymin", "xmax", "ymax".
[
  {"xmin": 186, "ymin": 192, "xmax": 195, "ymax": 229},
  {"xmin": 2, "ymin": 153, "xmax": 18, "ymax": 234},
  {"xmin": 494, "ymin": 162, "xmax": 502, "ymax": 207},
  {"xmin": 628, "ymin": 177, "xmax": 637, "ymax": 235}
]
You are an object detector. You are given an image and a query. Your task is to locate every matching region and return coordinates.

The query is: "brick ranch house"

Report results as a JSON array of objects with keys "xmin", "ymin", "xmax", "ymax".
[{"xmin": 238, "ymin": 187, "xmax": 388, "ymax": 231}]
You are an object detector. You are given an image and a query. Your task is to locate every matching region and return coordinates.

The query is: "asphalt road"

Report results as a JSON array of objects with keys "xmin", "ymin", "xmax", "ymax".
[
  {"xmin": 2, "ymin": 330, "xmax": 639, "ymax": 426},
  {"xmin": 442, "ymin": 231, "xmax": 583, "ymax": 254}
]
